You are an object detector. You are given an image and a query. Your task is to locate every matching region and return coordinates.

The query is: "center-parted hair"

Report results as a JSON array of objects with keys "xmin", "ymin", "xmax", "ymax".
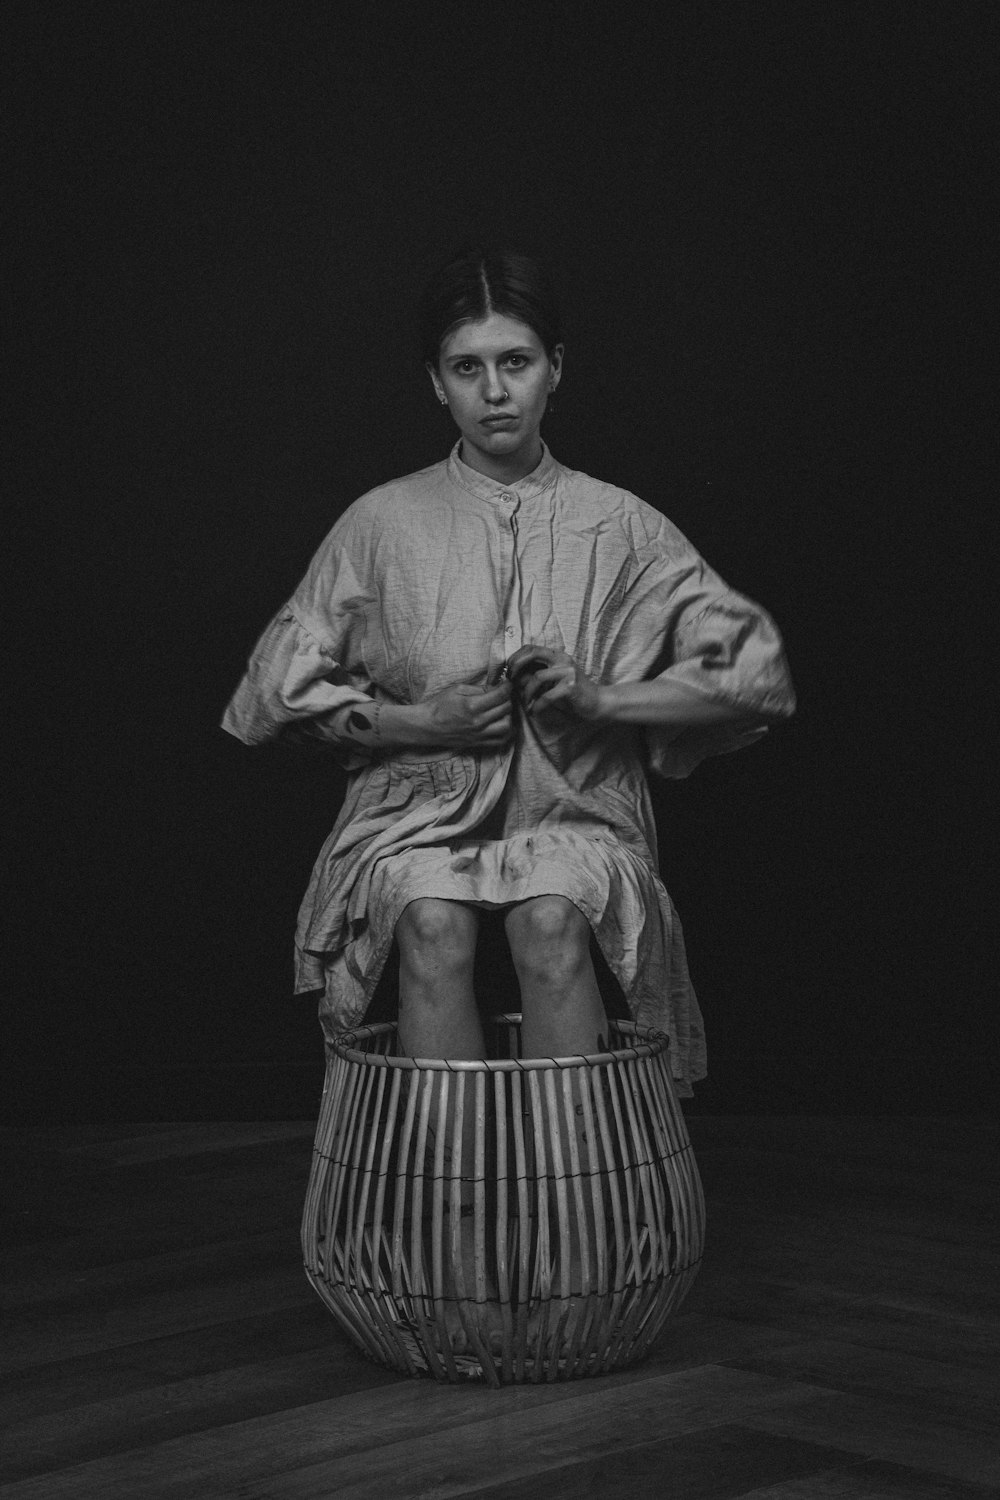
[{"xmin": 420, "ymin": 247, "xmax": 563, "ymax": 367}]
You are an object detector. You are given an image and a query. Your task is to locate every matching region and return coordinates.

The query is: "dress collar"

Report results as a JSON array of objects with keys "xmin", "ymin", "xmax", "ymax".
[{"xmin": 447, "ymin": 438, "xmax": 559, "ymax": 503}]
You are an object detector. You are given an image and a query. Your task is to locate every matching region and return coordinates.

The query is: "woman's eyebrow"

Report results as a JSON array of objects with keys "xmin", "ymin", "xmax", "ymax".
[{"xmin": 446, "ymin": 346, "xmax": 535, "ymax": 362}]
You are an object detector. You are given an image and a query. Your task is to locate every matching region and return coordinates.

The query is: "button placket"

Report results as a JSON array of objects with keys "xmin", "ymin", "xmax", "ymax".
[{"xmin": 501, "ymin": 490, "xmax": 523, "ymax": 661}]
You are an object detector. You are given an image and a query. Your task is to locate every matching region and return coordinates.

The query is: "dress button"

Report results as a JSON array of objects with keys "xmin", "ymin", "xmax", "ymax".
[
  {"xmin": 505, "ymin": 626, "xmax": 514, "ymax": 636},
  {"xmin": 500, "ymin": 492, "xmax": 513, "ymax": 502}
]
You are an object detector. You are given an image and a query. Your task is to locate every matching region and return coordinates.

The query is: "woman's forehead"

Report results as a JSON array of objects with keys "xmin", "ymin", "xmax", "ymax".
[{"xmin": 440, "ymin": 313, "xmax": 543, "ymax": 359}]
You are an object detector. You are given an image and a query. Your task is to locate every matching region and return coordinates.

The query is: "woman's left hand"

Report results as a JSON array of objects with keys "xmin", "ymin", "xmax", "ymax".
[{"xmin": 506, "ymin": 645, "xmax": 602, "ymax": 722}]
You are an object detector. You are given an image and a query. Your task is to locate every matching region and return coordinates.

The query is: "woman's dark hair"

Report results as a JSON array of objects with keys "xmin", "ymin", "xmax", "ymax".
[{"xmin": 419, "ymin": 246, "xmax": 563, "ymax": 367}]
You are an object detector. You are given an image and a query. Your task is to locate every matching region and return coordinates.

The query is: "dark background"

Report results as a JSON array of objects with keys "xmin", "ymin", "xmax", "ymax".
[{"xmin": 7, "ymin": 3, "xmax": 994, "ymax": 1121}]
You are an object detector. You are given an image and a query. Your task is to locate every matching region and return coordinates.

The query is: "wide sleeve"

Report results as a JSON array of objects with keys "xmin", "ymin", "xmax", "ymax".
[
  {"xmin": 221, "ymin": 604, "xmax": 373, "ymax": 748},
  {"xmin": 221, "ymin": 514, "xmax": 377, "ymax": 760},
  {"xmin": 641, "ymin": 541, "xmax": 796, "ymax": 780}
]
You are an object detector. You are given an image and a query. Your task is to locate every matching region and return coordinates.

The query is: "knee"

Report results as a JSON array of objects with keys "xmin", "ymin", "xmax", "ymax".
[
  {"xmin": 396, "ymin": 899, "xmax": 476, "ymax": 976},
  {"xmin": 506, "ymin": 897, "xmax": 591, "ymax": 988}
]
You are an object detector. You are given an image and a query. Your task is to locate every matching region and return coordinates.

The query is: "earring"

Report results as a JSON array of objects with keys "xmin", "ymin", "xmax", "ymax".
[{"xmin": 438, "ymin": 395, "xmax": 448, "ymax": 406}]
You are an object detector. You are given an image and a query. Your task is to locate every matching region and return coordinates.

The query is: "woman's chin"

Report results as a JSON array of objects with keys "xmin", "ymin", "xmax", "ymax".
[
  {"xmin": 478, "ymin": 424, "xmax": 521, "ymax": 446},
  {"xmin": 465, "ymin": 424, "xmax": 540, "ymax": 462}
]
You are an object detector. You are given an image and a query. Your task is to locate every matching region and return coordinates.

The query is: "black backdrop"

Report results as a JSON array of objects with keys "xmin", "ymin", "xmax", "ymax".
[{"xmin": 7, "ymin": 4, "xmax": 993, "ymax": 1120}]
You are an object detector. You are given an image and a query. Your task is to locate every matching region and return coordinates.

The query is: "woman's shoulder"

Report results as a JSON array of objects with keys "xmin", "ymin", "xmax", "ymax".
[
  {"xmin": 315, "ymin": 458, "xmax": 452, "ymax": 555},
  {"xmin": 345, "ymin": 456, "xmax": 452, "ymax": 517},
  {"xmin": 554, "ymin": 459, "xmax": 642, "ymax": 508},
  {"xmin": 553, "ymin": 459, "xmax": 693, "ymax": 557}
]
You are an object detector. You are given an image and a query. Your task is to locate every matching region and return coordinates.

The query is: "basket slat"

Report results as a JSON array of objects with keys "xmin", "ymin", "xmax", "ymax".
[{"xmin": 301, "ymin": 1015, "xmax": 704, "ymax": 1384}]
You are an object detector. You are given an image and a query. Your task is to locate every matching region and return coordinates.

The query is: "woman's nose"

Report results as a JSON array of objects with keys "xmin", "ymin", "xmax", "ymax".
[{"xmin": 483, "ymin": 367, "xmax": 508, "ymax": 403}]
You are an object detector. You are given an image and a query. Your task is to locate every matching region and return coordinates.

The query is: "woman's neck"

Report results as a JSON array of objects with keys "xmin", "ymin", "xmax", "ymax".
[{"xmin": 458, "ymin": 435, "xmax": 544, "ymax": 485}]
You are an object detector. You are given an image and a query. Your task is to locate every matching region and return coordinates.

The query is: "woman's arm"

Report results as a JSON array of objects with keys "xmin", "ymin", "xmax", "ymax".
[
  {"xmin": 507, "ymin": 646, "xmax": 768, "ymax": 732},
  {"xmin": 222, "ymin": 595, "xmax": 514, "ymax": 755},
  {"xmin": 324, "ymin": 681, "xmax": 514, "ymax": 752},
  {"xmin": 593, "ymin": 676, "xmax": 751, "ymax": 728}
]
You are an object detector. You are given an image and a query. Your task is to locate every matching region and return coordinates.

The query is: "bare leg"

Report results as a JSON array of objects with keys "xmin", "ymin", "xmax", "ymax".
[
  {"xmin": 505, "ymin": 896, "xmax": 606, "ymax": 1059},
  {"xmin": 396, "ymin": 898, "xmax": 482, "ymax": 1201},
  {"xmin": 394, "ymin": 900, "xmax": 494, "ymax": 1352},
  {"xmin": 506, "ymin": 897, "xmax": 608, "ymax": 1305},
  {"xmin": 396, "ymin": 898, "xmax": 483, "ymax": 1058}
]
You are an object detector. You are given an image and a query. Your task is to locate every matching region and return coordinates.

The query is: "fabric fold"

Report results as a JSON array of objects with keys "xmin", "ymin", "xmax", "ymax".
[{"xmin": 222, "ymin": 441, "xmax": 795, "ymax": 1093}]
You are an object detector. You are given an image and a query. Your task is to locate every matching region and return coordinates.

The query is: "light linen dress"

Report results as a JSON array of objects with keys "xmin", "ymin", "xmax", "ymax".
[{"xmin": 223, "ymin": 442, "xmax": 795, "ymax": 1093}]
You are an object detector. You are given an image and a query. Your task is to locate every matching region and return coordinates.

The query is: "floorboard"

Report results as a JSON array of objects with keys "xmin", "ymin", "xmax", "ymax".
[
  {"xmin": 0, "ymin": 1116, "xmax": 995, "ymax": 1499},
  {"xmin": 736, "ymin": 1462, "xmax": 999, "ymax": 1499},
  {"xmin": 464, "ymin": 1426, "xmax": 863, "ymax": 1500}
]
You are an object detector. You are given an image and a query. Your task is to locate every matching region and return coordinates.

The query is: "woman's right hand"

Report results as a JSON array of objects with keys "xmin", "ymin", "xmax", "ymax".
[{"xmin": 418, "ymin": 681, "xmax": 514, "ymax": 748}]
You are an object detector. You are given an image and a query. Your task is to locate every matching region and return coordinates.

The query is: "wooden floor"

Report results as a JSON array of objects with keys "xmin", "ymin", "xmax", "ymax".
[{"xmin": 1, "ymin": 1116, "xmax": 996, "ymax": 1499}]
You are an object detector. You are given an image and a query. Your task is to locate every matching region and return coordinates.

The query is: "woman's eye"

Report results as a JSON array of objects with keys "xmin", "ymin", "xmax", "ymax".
[{"xmin": 504, "ymin": 355, "xmax": 527, "ymax": 369}]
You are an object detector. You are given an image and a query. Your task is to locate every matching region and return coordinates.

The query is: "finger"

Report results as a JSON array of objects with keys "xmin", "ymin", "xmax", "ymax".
[
  {"xmin": 507, "ymin": 644, "xmax": 549, "ymax": 668},
  {"xmin": 474, "ymin": 717, "xmax": 514, "ymax": 743},
  {"xmin": 470, "ymin": 693, "xmax": 512, "ymax": 717},
  {"xmin": 527, "ymin": 681, "xmax": 575, "ymax": 714},
  {"xmin": 476, "ymin": 682, "xmax": 514, "ymax": 708},
  {"xmin": 453, "ymin": 680, "xmax": 510, "ymax": 699},
  {"xmin": 473, "ymin": 708, "xmax": 512, "ymax": 732},
  {"xmin": 527, "ymin": 693, "xmax": 572, "ymax": 721},
  {"xmin": 521, "ymin": 666, "xmax": 568, "ymax": 708},
  {"xmin": 508, "ymin": 660, "xmax": 550, "ymax": 690},
  {"xmin": 507, "ymin": 646, "xmax": 557, "ymax": 680}
]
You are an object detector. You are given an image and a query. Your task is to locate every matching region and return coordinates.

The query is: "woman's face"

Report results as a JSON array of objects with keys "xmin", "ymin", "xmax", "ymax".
[{"xmin": 428, "ymin": 313, "xmax": 563, "ymax": 478}]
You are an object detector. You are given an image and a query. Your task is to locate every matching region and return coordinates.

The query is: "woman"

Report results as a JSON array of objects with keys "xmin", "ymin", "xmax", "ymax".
[{"xmin": 223, "ymin": 248, "xmax": 795, "ymax": 1095}]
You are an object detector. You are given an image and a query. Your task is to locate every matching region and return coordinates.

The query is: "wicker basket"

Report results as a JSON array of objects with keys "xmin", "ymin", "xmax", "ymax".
[{"xmin": 301, "ymin": 1015, "xmax": 704, "ymax": 1385}]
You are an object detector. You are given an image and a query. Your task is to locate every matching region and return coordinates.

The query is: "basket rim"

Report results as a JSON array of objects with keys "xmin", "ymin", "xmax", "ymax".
[{"xmin": 328, "ymin": 1013, "xmax": 671, "ymax": 1071}]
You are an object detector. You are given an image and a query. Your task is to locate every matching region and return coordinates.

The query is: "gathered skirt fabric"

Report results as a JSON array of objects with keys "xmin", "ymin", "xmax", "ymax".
[
  {"xmin": 304, "ymin": 809, "xmax": 706, "ymax": 1096},
  {"xmin": 223, "ymin": 443, "xmax": 797, "ymax": 1098}
]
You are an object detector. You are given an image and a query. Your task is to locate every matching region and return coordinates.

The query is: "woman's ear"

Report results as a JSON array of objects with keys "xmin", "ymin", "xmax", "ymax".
[
  {"xmin": 426, "ymin": 361, "xmax": 447, "ymax": 406},
  {"xmin": 548, "ymin": 343, "xmax": 565, "ymax": 391}
]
